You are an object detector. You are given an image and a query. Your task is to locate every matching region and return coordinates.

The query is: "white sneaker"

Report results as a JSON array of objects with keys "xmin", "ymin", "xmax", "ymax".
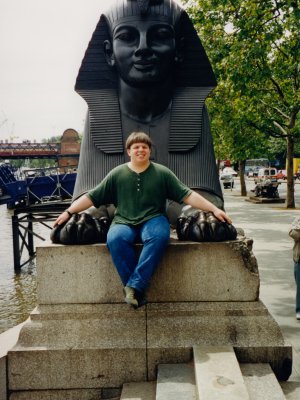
[
  {"xmin": 296, "ymin": 312, "xmax": 300, "ymax": 320},
  {"xmin": 123, "ymin": 286, "xmax": 138, "ymax": 309}
]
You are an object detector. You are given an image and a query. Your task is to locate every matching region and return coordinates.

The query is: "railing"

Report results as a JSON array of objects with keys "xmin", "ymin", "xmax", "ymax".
[{"xmin": 12, "ymin": 201, "xmax": 71, "ymax": 271}]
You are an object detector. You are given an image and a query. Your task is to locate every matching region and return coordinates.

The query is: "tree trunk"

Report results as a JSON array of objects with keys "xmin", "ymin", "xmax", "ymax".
[
  {"xmin": 286, "ymin": 135, "xmax": 295, "ymax": 208},
  {"xmin": 239, "ymin": 160, "xmax": 247, "ymax": 196}
]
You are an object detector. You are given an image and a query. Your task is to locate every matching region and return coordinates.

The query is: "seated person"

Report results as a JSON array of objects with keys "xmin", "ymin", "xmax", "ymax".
[{"xmin": 54, "ymin": 132, "xmax": 231, "ymax": 309}]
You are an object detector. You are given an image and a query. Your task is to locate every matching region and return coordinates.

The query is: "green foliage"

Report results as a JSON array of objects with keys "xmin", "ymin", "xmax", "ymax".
[
  {"xmin": 183, "ymin": 0, "xmax": 299, "ymax": 205},
  {"xmin": 183, "ymin": 0, "xmax": 300, "ymax": 159},
  {"xmin": 41, "ymin": 135, "xmax": 62, "ymax": 143}
]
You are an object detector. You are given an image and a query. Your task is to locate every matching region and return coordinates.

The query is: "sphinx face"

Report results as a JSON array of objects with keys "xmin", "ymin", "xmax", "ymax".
[{"xmin": 110, "ymin": 17, "xmax": 177, "ymax": 86}]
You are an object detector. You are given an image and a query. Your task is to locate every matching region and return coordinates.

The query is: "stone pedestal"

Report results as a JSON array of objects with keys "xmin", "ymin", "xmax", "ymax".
[
  {"xmin": 246, "ymin": 196, "xmax": 286, "ymax": 204},
  {"xmin": 7, "ymin": 237, "xmax": 292, "ymax": 399},
  {"xmin": 35, "ymin": 239, "xmax": 259, "ymax": 304}
]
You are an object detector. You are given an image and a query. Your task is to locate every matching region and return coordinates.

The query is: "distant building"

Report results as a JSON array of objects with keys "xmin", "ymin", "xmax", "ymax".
[{"xmin": 58, "ymin": 129, "xmax": 80, "ymax": 171}]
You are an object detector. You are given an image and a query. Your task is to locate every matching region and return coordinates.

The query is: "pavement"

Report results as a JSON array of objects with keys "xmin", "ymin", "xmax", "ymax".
[{"xmin": 222, "ymin": 183, "xmax": 300, "ymax": 381}]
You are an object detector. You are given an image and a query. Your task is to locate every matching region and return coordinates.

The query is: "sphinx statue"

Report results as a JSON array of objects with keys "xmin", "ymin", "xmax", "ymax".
[{"xmin": 73, "ymin": 0, "xmax": 223, "ymax": 221}]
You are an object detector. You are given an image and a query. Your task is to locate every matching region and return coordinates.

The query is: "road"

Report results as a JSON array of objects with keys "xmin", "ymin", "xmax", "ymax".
[{"xmin": 223, "ymin": 178, "xmax": 300, "ymax": 380}]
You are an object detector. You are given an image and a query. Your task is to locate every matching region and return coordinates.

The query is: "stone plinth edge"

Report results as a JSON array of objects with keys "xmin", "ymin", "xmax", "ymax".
[
  {"xmin": 36, "ymin": 237, "xmax": 259, "ymax": 304},
  {"xmin": 8, "ymin": 300, "xmax": 291, "ymax": 391}
]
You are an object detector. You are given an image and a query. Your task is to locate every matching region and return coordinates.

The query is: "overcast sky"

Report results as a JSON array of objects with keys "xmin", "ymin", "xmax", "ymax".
[{"xmin": 0, "ymin": 0, "xmax": 116, "ymax": 142}]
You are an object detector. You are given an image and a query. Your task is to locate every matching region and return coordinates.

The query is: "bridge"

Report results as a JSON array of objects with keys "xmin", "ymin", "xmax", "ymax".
[
  {"xmin": 0, "ymin": 142, "xmax": 70, "ymax": 159},
  {"xmin": 0, "ymin": 129, "xmax": 81, "ymax": 161}
]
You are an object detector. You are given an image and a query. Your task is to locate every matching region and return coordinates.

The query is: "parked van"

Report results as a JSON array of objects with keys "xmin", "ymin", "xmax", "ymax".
[{"xmin": 254, "ymin": 167, "xmax": 278, "ymax": 183}]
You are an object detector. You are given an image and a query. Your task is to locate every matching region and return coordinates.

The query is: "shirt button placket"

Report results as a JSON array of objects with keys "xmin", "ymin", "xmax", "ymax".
[{"xmin": 137, "ymin": 176, "xmax": 141, "ymax": 192}]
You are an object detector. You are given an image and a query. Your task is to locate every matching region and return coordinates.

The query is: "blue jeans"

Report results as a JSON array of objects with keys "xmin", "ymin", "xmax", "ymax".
[
  {"xmin": 294, "ymin": 261, "xmax": 300, "ymax": 313},
  {"xmin": 107, "ymin": 215, "xmax": 170, "ymax": 293}
]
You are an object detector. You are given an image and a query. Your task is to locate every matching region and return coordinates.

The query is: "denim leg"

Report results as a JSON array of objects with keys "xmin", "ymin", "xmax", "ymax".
[
  {"xmin": 294, "ymin": 261, "xmax": 300, "ymax": 313},
  {"xmin": 127, "ymin": 215, "xmax": 170, "ymax": 292},
  {"xmin": 107, "ymin": 224, "xmax": 138, "ymax": 286}
]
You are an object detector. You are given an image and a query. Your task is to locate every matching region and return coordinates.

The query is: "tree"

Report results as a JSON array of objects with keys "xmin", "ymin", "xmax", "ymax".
[
  {"xmin": 184, "ymin": 0, "xmax": 300, "ymax": 206},
  {"xmin": 206, "ymin": 87, "xmax": 268, "ymax": 196},
  {"xmin": 41, "ymin": 135, "xmax": 62, "ymax": 144}
]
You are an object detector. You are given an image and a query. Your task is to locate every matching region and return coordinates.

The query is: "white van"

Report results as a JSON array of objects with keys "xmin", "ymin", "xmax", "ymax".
[{"xmin": 254, "ymin": 167, "xmax": 278, "ymax": 183}]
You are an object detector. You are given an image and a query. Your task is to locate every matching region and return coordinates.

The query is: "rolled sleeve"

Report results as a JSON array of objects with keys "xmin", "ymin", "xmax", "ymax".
[
  {"xmin": 166, "ymin": 170, "xmax": 192, "ymax": 203},
  {"xmin": 87, "ymin": 175, "xmax": 114, "ymax": 208}
]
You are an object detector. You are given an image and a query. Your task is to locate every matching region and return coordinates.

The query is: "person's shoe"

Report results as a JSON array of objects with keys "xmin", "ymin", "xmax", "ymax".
[
  {"xmin": 135, "ymin": 291, "xmax": 148, "ymax": 308},
  {"xmin": 296, "ymin": 312, "xmax": 300, "ymax": 320},
  {"xmin": 123, "ymin": 286, "xmax": 138, "ymax": 309}
]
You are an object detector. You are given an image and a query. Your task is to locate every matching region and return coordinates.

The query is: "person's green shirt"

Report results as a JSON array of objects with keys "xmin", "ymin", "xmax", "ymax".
[{"xmin": 87, "ymin": 162, "xmax": 192, "ymax": 225}]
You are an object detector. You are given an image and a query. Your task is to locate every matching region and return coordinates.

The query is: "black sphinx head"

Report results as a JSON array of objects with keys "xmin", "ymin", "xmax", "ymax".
[
  {"xmin": 136, "ymin": 0, "xmax": 157, "ymax": 14},
  {"xmin": 75, "ymin": 0, "xmax": 217, "ymax": 92}
]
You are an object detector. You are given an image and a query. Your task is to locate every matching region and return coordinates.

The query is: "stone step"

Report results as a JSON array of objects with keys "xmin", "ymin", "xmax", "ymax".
[
  {"xmin": 120, "ymin": 381, "xmax": 156, "ymax": 400},
  {"xmin": 8, "ymin": 389, "xmax": 110, "ymax": 400},
  {"xmin": 280, "ymin": 381, "xmax": 300, "ymax": 400},
  {"xmin": 120, "ymin": 360, "xmax": 293, "ymax": 400},
  {"xmin": 240, "ymin": 363, "xmax": 286, "ymax": 400},
  {"xmin": 193, "ymin": 345, "xmax": 250, "ymax": 399},
  {"xmin": 156, "ymin": 363, "xmax": 197, "ymax": 400}
]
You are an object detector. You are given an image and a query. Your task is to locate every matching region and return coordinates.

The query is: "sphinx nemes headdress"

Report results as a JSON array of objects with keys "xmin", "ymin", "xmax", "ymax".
[
  {"xmin": 75, "ymin": 0, "xmax": 217, "ymax": 91},
  {"xmin": 74, "ymin": 0, "xmax": 217, "ymax": 155}
]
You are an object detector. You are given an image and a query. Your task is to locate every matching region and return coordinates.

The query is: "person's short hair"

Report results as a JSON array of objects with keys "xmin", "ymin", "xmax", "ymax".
[{"xmin": 126, "ymin": 132, "xmax": 153, "ymax": 149}]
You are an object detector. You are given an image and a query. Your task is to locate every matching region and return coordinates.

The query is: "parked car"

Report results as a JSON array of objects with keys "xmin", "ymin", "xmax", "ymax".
[
  {"xmin": 247, "ymin": 166, "xmax": 263, "ymax": 177},
  {"xmin": 277, "ymin": 169, "xmax": 287, "ymax": 180},
  {"xmin": 246, "ymin": 168, "xmax": 254, "ymax": 177}
]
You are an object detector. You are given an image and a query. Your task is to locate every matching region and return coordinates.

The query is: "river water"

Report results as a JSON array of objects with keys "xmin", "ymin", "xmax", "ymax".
[{"xmin": 0, "ymin": 205, "xmax": 50, "ymax": 334}]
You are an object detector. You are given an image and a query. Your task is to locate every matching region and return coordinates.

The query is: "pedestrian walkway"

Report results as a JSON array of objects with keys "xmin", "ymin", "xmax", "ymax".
[{"xmin": 223, "ymin": 189, "xmax": 300, "ymax": 380}]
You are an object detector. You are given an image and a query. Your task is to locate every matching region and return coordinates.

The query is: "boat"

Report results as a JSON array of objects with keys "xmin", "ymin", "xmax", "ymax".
[{"xmin": 0, "ymin": 162, "xmax": 76, "ymax": 208}]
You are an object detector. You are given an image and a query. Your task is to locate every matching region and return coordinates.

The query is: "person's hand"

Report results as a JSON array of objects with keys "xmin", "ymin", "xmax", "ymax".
[
  {"xmin": 212, "ymin": 208, "xmax": 232, "ymax": 224},
  {"xmin": 53, "ymin": 211, "xmax": 71, "ymax": 227}
]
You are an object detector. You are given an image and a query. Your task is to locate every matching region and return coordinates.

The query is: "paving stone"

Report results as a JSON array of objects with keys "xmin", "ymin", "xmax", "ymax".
[{"xmin": 156, "ymin": 363, "xmax": 196, "ymax": 400}]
